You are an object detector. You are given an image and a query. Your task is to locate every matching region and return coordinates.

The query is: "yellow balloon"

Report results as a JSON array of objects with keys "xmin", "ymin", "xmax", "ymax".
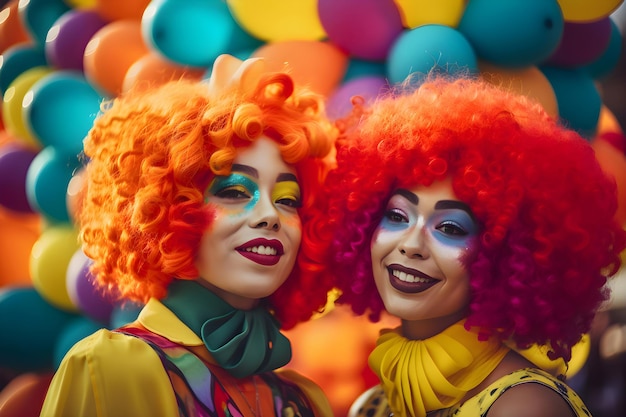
[
  {"xmin": 557, "ymin": 0, "xmax": 623, "ymax": 22},
  {"xmin": 63, "ymin": 0, "xmax": 97, "ymax": 8},
  {"xmin": 30, "ymin": 225, "xmax": 80, "ymax": 312},
  {"xmin": 478, "ymin": 61, "xmax": 559, "ymax": 120},
  {"xmin": 394, "ymin": 0, "xmax": 467, "ymax": 28},
  {"xmin": 2, "ymin": 66, "xmax": 53, "ymax": 149},
  {"xmin": 227, "ymin": 0, "xmax": 326, "ymax": 42}
]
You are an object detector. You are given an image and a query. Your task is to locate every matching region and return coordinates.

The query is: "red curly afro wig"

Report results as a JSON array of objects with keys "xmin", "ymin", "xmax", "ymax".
[
  {"xmin": 322, "ymin": 76, "xmax": 626, "ymax": 361},
  {"xmin": 78, "ymin": 57, "xmax": 336, "ymax": 329}
]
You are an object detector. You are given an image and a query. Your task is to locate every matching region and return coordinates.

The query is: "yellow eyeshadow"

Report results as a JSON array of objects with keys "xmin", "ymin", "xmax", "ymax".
[{"xmin": 272, "ymin": 181, "xmax": 301, "ymax": 202}]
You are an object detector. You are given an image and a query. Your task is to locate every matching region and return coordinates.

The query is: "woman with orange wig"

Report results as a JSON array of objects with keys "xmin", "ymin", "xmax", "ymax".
[
  {"xmin": 40, "ymin": 54, "xmax": 337, "ymax": 417},
  {"xmin": 320, "ymin": 76, "xmax": 626, "ymax": 416}
]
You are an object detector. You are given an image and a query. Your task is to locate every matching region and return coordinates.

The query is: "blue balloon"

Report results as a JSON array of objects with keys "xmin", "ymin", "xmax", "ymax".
[
  {"xmin": 142, "ymin": 0, "xmax": 262, "ymax": 68},
  {"xmin": 25, "ymin": 146, "xmax": 81, "ymax": 223},
  {"xmin": 23, "ymin": 71, "xmax": 104, "ymax": 157},
  {"xmin": 343, "ymin": 58, "xmax": 386, "ymax": 83},
  {"xmin": 0, "ymin": 287, "xmax": 78, "ymax": 372},
  {"xmin": 387, "ymin": 25, "xmax": 478, "ymax": 84},
  {"xmin": 109, "ymin": 302, "xmax": 143, "ymax": 328},
  {"xmin": 0, "ymin": 44, "xmax": 47, "ymax": 95},
  {"xmin": 53, "ymin": 316, "xmax": 104, "ymax": 369},
  {"xmin": 540, "ymin": 66, "xmax": 601, "ymax": 140},
  {"xmin": 17, "ymin": 0, "xmax": 71, "ymax": 47},
  {"xmin": 458, "ymin": 0, "xmax": 564, "ymax": 68}
]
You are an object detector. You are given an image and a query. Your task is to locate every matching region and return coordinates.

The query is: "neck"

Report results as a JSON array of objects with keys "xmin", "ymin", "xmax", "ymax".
[
  {"xmin": 401, "ymin": 309, "xmax": 468, "ymax": 340},
  {"xmin": 196, "ymin": 280, "xmax": 260, "ymax": 310}
]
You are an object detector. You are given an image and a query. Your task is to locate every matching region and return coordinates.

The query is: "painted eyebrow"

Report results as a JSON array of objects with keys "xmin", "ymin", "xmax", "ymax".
[{"xmin": 231, "ymin": 164, "xmax": 298, "ymax": 183}]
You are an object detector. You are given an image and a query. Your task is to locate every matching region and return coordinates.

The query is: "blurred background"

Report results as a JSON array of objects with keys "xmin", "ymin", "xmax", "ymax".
[{"xmin": 0, "ymin": 0, "xmax": 625, "ymax": 416}]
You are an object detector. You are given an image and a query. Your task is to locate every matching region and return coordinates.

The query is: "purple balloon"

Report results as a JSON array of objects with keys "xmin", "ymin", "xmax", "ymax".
[
  {"xmin": 544, "ymin": 18, "xmax": 612, "ymax": 68},
  {"xmin": 0, "ymin": 144, "xmax": 38, "ymax": 213},
  {"xmin": 318, "ymin": 0, "xmax": 404, "ymax": 60},
  {"xmin": 45, "ymin": 9, "xmax": 108, "ymax": 71},
  {"xmin": 326, "ymin": 76, "xmax": 389, "ymax": 120}
]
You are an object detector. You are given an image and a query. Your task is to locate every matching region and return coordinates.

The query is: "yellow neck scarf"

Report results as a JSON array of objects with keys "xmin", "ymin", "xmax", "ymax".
[{"xmin": 368, "ymin": 320, "xmax": 509, "ymax": 417}]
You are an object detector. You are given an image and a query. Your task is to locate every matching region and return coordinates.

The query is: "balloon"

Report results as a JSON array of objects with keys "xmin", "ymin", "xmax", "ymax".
[
  {"xmin": 544, "ymin": 18, "xmax": 612, "ymax": 68},
  {"xmin": 592, "ymin": 135, "xmax": 626, "ymax": 227},
  {"xmin": 0, "ymin": 44, "xmax": 47, "ymax": 95},
  {"xmin": 66, "ymin": 249, "xmax": 115, "ymax": 324},
  {"xmin": 53, "ymin": 316, "xmax": 104, "ymax": 369},
  {"xmin": 557, "ymin": 0, "xmax": 623, "ymax": 22},
  {"xmin": 394, "ymin": 0, "xmax": 467, "ymax": 29},
  {"xmin": 326, "ymin": 76, "xmax": 389, "ymax": 120},
  {"xmin": 478, "ymin": 61, "xmax": 558, "ymax": 119},
  {"xmin": 0, "ymin": 287, "xmax": 78, "ymax": 371},
  {"xmin": 227, "ymin": 0, "xmax": 326, "ymax": 42},
  {"xmin": 17, "ymin": 0, "xmax": 71, "ymax": 47},
  {"xmin": 45, "ymin": 9, "xmax": 108, "ymax": 71},
  {"xmin": 343, "ymin": 59, "xmax": 386, "ymax": 83},
  {"xmin": 0, "ymin": 372, "xmax": 54, "ymax": 417},
  {"xmin": 0, "ymin": 205, "xmax": 40, "ymax": 286},
  {"xmin": 29, "ymin": 224, "xmax": 81, "ymax": 311},
  {"xmin": 0, "ymin": 143, "xmax": 38, "ymax": 213},
  {"xmin": 318, "ymin": 0, "xmax": 404, "ymax": 61},
  {"xmin": 25, "ymin": 146, "xmax": 81, "ymax": 223},
  {"xmin": 142, "ymin": 0, "xmax": 261, "ymax": 68},
  {"xmin": 458, "ymin": 0, "xmax": 564, "ymax": 68},
  {"xmin": 65, "ymin": 0, "xmax": 96, "ymax": 8},
  {"xmin": 1, "ymin": 66, "xmax": 52, "ymax": 148},
  {"xmin": 0, "ymin": 0, "xmax": 31, "ymax": 53},
  {"xmin": 252, "ymin": 40, "xmax": 348, "ymax": 96},
  {"xmin": 23, "ymin": 70, "xmax": 104, "ymax": 157},
  {"xmin": 122, "ymin": 50, "xmax": 206, "ymax": 93},
  {"xmin": 95, "ymin": 0, "xmax": 151, "ymax": 21},
  {"xmin": 597, "ymin": 106, "xmax": 624, "ymax": 138},
  {"xmin": 541, "ymin": 66, "xmax": 601, "ymax": 139},
  {"xmin": 582, "ymin": 18, "xmax": 623, "ymax": 80},
  {"xmin": 65, "ymin": 166, "xmax": 86, "ymax": 223},
  {"xmin": 109, "ymin": 301, "xmax": 143, "ymax": 328},
  {"xmin": 83, "ymin": 20, "xmax": 149, "ymax": 97},
  {"xmin": 387, "ymin": 25, "xmax": 478, "ymax": 84}
]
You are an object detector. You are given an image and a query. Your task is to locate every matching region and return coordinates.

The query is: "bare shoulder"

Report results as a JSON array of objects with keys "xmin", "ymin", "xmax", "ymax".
[{"xmin": 486, "ymin": 382, "xmax": 576, "ymax": 417}]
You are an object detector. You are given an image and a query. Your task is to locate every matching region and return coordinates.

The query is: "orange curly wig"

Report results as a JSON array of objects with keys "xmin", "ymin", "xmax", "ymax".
[
  {"xmin": 79, "ymin": 69, "xmax": 336, "ymax": 329},
  {"xmin": 321, "ymin": 76, "xmax": 626, "ymax": 361}
]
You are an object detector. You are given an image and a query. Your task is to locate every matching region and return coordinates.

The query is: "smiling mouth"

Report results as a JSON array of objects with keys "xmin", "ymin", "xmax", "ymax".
[
  {"xmin": 236, "ymin": 238, "xmax": 284, "ymax": 266},
  {"xmin": 387, "ymin": 264, "xmax": 439, "ymax": 294}
]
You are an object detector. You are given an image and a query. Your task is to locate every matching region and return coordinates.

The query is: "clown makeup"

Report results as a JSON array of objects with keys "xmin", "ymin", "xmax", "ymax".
[
  {"xmin": 195, "ymin": 137, "xmax": 302, "ymax": 310},
  {"xmin": 370, "ymin": 178, "xmax": 479, "ymax": 339}
]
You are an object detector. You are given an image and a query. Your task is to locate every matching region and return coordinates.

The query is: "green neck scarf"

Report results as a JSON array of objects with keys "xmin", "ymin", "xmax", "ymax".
[{"xmin": 162, "ymin": 280, "xmax": 292, "ymax": 378}]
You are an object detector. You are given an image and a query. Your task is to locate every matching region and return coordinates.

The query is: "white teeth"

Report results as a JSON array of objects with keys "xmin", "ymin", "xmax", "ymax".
[
  {"xmin": 245, "ymin": 245, "xmax": 277, "ymax": 256},
  {"xmin": 392, "ymin": 269, "xmax": 430, "ymax": 283}
]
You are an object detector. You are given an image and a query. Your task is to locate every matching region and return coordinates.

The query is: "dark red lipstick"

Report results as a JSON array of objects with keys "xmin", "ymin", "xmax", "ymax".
[{"xmin": 236, "ymin": 238, "xmax": 284, "ymax": 266}]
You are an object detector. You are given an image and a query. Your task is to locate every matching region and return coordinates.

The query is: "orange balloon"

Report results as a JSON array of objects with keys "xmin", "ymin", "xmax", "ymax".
[
  {"xmin": 597, "ymin": 105, "xmax": 624, "ymax": 136},
  {"xmin": 83, "ymin": 20, "xmax": 150, "ymax": 96},
  {"xmin": 0, "ymin": 372, "xmax": 54, "ymax": 417},
  {"xmin": 478, "ymin": 61, "xmax": 559, "ymax": 119},
  {"xmin": 592, "ymin": 136, "xmax": 626, "ymax": 228},
  {"xmin": 252, "ymin": 40, "xmax": 348, "ymax": 96},
  {"xmin": 95, "ymin": 0, "xmax": 151, "ymax": 21},
  {"xmin": 0, "ymin": 206, "xmax": 41, "ymax": 287},
  {"xmin": 122, "ymin": 51, "xmax": 205, "ymax": 93},
  {"xmin": 0, "ymin": 1, "xmax": 31, "ymax": 53}
]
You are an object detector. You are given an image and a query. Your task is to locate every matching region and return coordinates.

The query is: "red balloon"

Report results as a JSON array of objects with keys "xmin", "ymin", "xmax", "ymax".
[
  {"xmin": 0, "ymin": 372, "xmax": 53, "ymax": 417},
  {"xmin": 544, "ymin": 18, "xmax": 612, "ymax": 67}
]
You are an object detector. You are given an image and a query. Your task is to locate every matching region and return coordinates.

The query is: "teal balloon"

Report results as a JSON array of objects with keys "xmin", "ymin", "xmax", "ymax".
[
  {"xmin": 25, "ymin": 146, "xmax": 81, "ymax": 223},
  {"xmin": 541, "ymin": 66, "xmax": 601, "ymax": 140},
  {"xmin": 0, "ymin": 287, "xmax": 78, "ymax": 372},
  {"xmin": 343, "ymin": 59, "xmax": 386, "ymax": 83},
  {"xmin": 17, "ymin": 0, "xmax": 71, "ymax": 47},
  {"xmin": 387, "ymin": 25, "xmax": 477, "ymax": 84},
  {"xmin": 24, "ymin": 71, "xmax": 103, "ymax": 157},
  {"xmin": 109, "ymin": 302, "xmax": 143, "ymax": 328},
  {"xmin": 458, "ymin": 0, "xmax": 564, "ymax": 68},
  {"xmin": 0, "ymin": 44, "xmax": 47, "ymax": 95},
  {"xmin": 582, "ymin": 19, "xmax": 622, "ymax": 80},
  {"xmin": 142, "ymin": 0, "xmax": 262, "ymax": 68},
  {"xmin": 53, "ymin": 316, "xmax": 104, "ymax": 369}
]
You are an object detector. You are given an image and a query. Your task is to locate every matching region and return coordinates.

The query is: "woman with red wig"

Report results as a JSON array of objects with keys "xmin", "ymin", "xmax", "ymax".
[
  {"xmin": 321, "ymin": 76, "xmax": 626, "ymax": 416},
  {"xmin": 40, "ymin": 54, "xmax": 337, "ymax": 417}
]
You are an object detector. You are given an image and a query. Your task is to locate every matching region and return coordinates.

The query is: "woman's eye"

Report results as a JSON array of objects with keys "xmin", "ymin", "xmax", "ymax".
[
  {"xmin": 384, "ymin": 209, "xmax": 408, "ymax": 223},
  {"xmin": 437, "ymin": 221, "xmax": 468, "ymax": 236},
  {"xmin": 276, "ymin": 197, "xmax": 302, "ymax": 208},
  {"xmin": 214, "ymin": 186, "xmax": 250, "ymax": 200}
]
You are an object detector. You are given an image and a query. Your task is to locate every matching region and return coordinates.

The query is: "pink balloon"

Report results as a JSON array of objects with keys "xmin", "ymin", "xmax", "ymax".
[
  {"xmin": 544, "ymin": 18, "xmax": 612, "ymax": 67},
  {"xmin": 318, "ymin": 0, "xmax": 404, "ymax": 60},
  {"xmin": 326, "ymin": 76, "xmax": 389, "ymax": 120}
]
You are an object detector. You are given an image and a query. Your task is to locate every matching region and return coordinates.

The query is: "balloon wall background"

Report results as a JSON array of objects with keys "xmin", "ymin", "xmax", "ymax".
[{"xmin": 0, "ymin": 0, "xmax": 625, "ymax": 415}]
